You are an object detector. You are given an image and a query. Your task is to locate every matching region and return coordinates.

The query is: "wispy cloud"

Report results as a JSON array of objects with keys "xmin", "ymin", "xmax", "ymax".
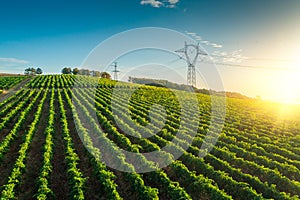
[
  {"xmin": 0, "ymin": 57, "xmax": 29, "ymax": 73},
  {"xmin": 168, "ymin": 0, "xmax": 179, "ymax": 4},
  {"xmin": 185, "ymin": 31, "xmax": 223, "ymax": 48},
  {"xmin": 185, "ymin": 31, "xmax": 197, "ymax": 37},
  {"xmin": 211, "ymin": 50, "xmax": 248, "ymax": 63},
  {"xmin": 211, "ymin": 43, "xmax": 223, "ymax": 48},
  {"xmin": 166, "ymin": 0, "xmax": 179, "ymax": 8},
  {"xmin": 140, "ymin": 0, "xmax": 163, "ymax": 8},
  {"xmin": 140, "ymin": 0, "xmax": 180, "ymax": 8},
  {"xmin": 0, "ymin": 57, "xmax": 29, "ymax": 64},
  {"xmin": 200, "ymin": 40, "xmax": 209, "ymax": 44},
  {"xmin": 194, "ymin": 36, "xmax": 202, "ymax": 41},
  {"xmin": 184, "ymin": 31, "xmax": 248, "ymax": 63}
]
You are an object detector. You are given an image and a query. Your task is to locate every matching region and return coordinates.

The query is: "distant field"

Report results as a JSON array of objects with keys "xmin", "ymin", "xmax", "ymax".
[
  {"xmin": 0, "ymin": 73, "xmax": 25, "ymax": 77},
  {"xmin": 0, "ymin": 75, "xmax": 299, "ymax": 199},
  {"xmin": 0, "ymin": 76, "xmax": 27, "ymax": 90}
]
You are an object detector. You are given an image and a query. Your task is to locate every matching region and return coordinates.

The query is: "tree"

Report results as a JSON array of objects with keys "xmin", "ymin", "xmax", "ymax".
[
  {"xmin": 30, "ymin": 68, "xmax": 36, "ymax": 75},
  {"xmin": 62, "ymin": 67, "xmax": 72, "ymax": 74},
  {"xmin": 89, "ymin": 70, "xmax": 101, "ymax": 77},
  {"xmin": 24, "ymin": 67, "xmax": 36, "ymax": 75},
  {"xmin": 100, "ymin": 72, "xmax": 111, "ymax": 79},
  {"xmin": 79, "ymin": 69, "xmax": 90, "ymax": 76},
  {"xmin": 24, "ymin": 68, "xmax": 30, "ymax": 75},
  {"xmin": 94, "ymin": 71, "xmax": 101, "ymax": 77},
  {"xmin": 72, "ymin": 68, "xmax": 79, "ymax": 75},
  {"xmin": 36, "ymin": 68, "xmax": 43, "ymax": 74}
]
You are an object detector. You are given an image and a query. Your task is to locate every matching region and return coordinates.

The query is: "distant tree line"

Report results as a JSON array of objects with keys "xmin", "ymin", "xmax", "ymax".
[
  {"xmin": 24, "ymin": 67, "xmax": 43, "ymax": 75},
  {"xmin": 129, "ymin": 76, "xmax": 192, "ymax": 91},
  {"xmin": 129, "ymin": 76, "xmax": 251, "ymax": 100},
  {"xmin": 61, "ymin": 67, "xmax": 111, "ymax": 79}
]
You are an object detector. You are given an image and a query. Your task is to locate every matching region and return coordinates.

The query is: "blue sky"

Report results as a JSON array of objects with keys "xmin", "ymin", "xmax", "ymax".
[{"xmin": 1, "ymin": 0, "xmax": 300, "ymax": 102}]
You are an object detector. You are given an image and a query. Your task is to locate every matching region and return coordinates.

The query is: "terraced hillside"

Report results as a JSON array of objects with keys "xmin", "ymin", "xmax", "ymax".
[{"xmin": 0, "ymin": 75, "xmax": 299, "ymax": 199}]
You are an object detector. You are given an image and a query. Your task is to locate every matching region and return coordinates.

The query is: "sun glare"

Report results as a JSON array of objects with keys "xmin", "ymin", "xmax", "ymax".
[{"xmin": 275, "ymin": 71, "xmax": 300, "ymax": 105}]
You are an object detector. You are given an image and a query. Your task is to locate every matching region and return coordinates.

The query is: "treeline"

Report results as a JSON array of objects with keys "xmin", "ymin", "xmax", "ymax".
[
  {"xmin": 129, "ymin": 76, "xmax": 192, "ymax": 91},
  {"xmin": 61, "ymin": 67, "xmax": 111, "ymax": 79},
  {"xmin": 24, "ymin": 67, "xmax": 43, "ymax": 75},
  {"xmin": 129, "ymin": 77, "xmax": 251, "ymax": 99}
]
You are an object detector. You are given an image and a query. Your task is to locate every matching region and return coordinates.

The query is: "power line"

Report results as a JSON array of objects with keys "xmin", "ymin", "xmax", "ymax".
[
  {"xmin": 200, "ymin": 61, "xmax": 300, "ymax": 71},
  {"xmin": 174, "ymin": 52, "xmax": 300, "ymax": 71},
  {"xmin": 164, "ymin": 57, "xmax": 182, "ymax": 65},
  {"xmin": 247, "ymin": 58, "xmax": 300, "ymax": 63},
  {"xmin": 214, "ymin": 55, "xmax": 300, "ymax": 63},
  {"xmin": 115, "ymin": 47, "xmax": 299, "ymax": 85}
]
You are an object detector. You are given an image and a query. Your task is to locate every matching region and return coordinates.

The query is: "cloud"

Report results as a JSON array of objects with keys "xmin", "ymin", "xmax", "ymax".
[
  {"xmin": 199, "ymin": 41, "xmax": 220, "ymax": 48},
  {"xmin": 140, "ymin": 0, "xmax": 163, "ymax": 8},
  {"xmin": 211, "ymin": 50, "xmax": 248, "ymax": 63},
  {"xmin": 211, "ymin": 43, "xmax": 223, "ymax": 48},
  {"xmin": 168, "ymin": 0, "xmax": 179, "ymax": 4},
  {"xmin": 140, "ymin": 0, "xmax": 179, "ymax": 8},
  {"xmin": 195, "ymin": 36, "xmax": 202, "ymax": 41},
  {"xmin": 185, "ymin": 31, "xmax": 223, "ymax": 48},
  {"xmin": 185, "ymin": 31, "xmax": 197, "ymax": 36},
  {"xmin": 184, "ymin": 31, "xmax": 247, "ymax": 63},
  {"xmin": 0, "ymin": 57, "xmax": 29, "ymax": 64},
  {"xmin": 200, "ymin": 40, "xmax": 209, "ymax": 44},
  {"xmin": 166, "ymin": 4, "xmax": 176, "ymax": 8}
]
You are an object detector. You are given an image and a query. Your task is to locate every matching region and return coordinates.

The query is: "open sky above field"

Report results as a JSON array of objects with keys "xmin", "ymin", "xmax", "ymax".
[{"xmin": 0, "ymin": 0, "xmax": 300, "ymax": 103}]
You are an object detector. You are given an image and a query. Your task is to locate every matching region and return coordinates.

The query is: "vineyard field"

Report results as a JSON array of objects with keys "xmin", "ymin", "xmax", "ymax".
[
  {"xmin": 0, "ymin": 74, "xmax": 299, "ymax": 200},
  {"xmin": 0, "ymin": 76, "xmax": 27, "ymax": 90}
]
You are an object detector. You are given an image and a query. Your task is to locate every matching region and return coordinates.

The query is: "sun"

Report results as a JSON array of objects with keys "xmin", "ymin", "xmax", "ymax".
[{"xmin": 275, "ymin": 71, "xmax": 300, "ymax": 104}]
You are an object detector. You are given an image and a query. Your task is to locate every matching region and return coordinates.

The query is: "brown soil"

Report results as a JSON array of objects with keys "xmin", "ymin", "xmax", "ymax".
[
  {"xmin": 49, "ymin": 90, "xmax": 69, "ymax": 199},
  {"xmin": 0, "ymin": 91, "xmax": 43, "ymax": 194},
  {"xmin": 62, "ymin": 89, "xmax": 106, "ymax": 200},
  {"xmin": 18, "ymin": 91, "xmax": 49, "ymax": 199}
]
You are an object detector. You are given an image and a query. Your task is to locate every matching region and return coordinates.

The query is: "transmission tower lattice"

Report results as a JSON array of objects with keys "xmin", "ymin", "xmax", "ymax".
[
  {"xmin": 175, "ymin": 42, "xmax": 208, "ymax": 87},
  {"xmin": 112, "ymin": 62, "xmax": 120, "ymax": 81}
]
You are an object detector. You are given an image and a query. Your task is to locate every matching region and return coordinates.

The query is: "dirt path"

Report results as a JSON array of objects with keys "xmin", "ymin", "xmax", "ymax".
[{"xmin": 0, "ymin": 76, "xmax": 32, "ymax": 102}]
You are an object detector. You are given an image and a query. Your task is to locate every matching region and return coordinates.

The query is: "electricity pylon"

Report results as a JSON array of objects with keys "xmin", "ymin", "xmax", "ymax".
[
  {"xmin": 175, "ymin": 42, "xmax": 207, "ymax": 87},
  {"xmin": 112, "ymin": 62, "xmax": 119, "ymax": 81}
]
